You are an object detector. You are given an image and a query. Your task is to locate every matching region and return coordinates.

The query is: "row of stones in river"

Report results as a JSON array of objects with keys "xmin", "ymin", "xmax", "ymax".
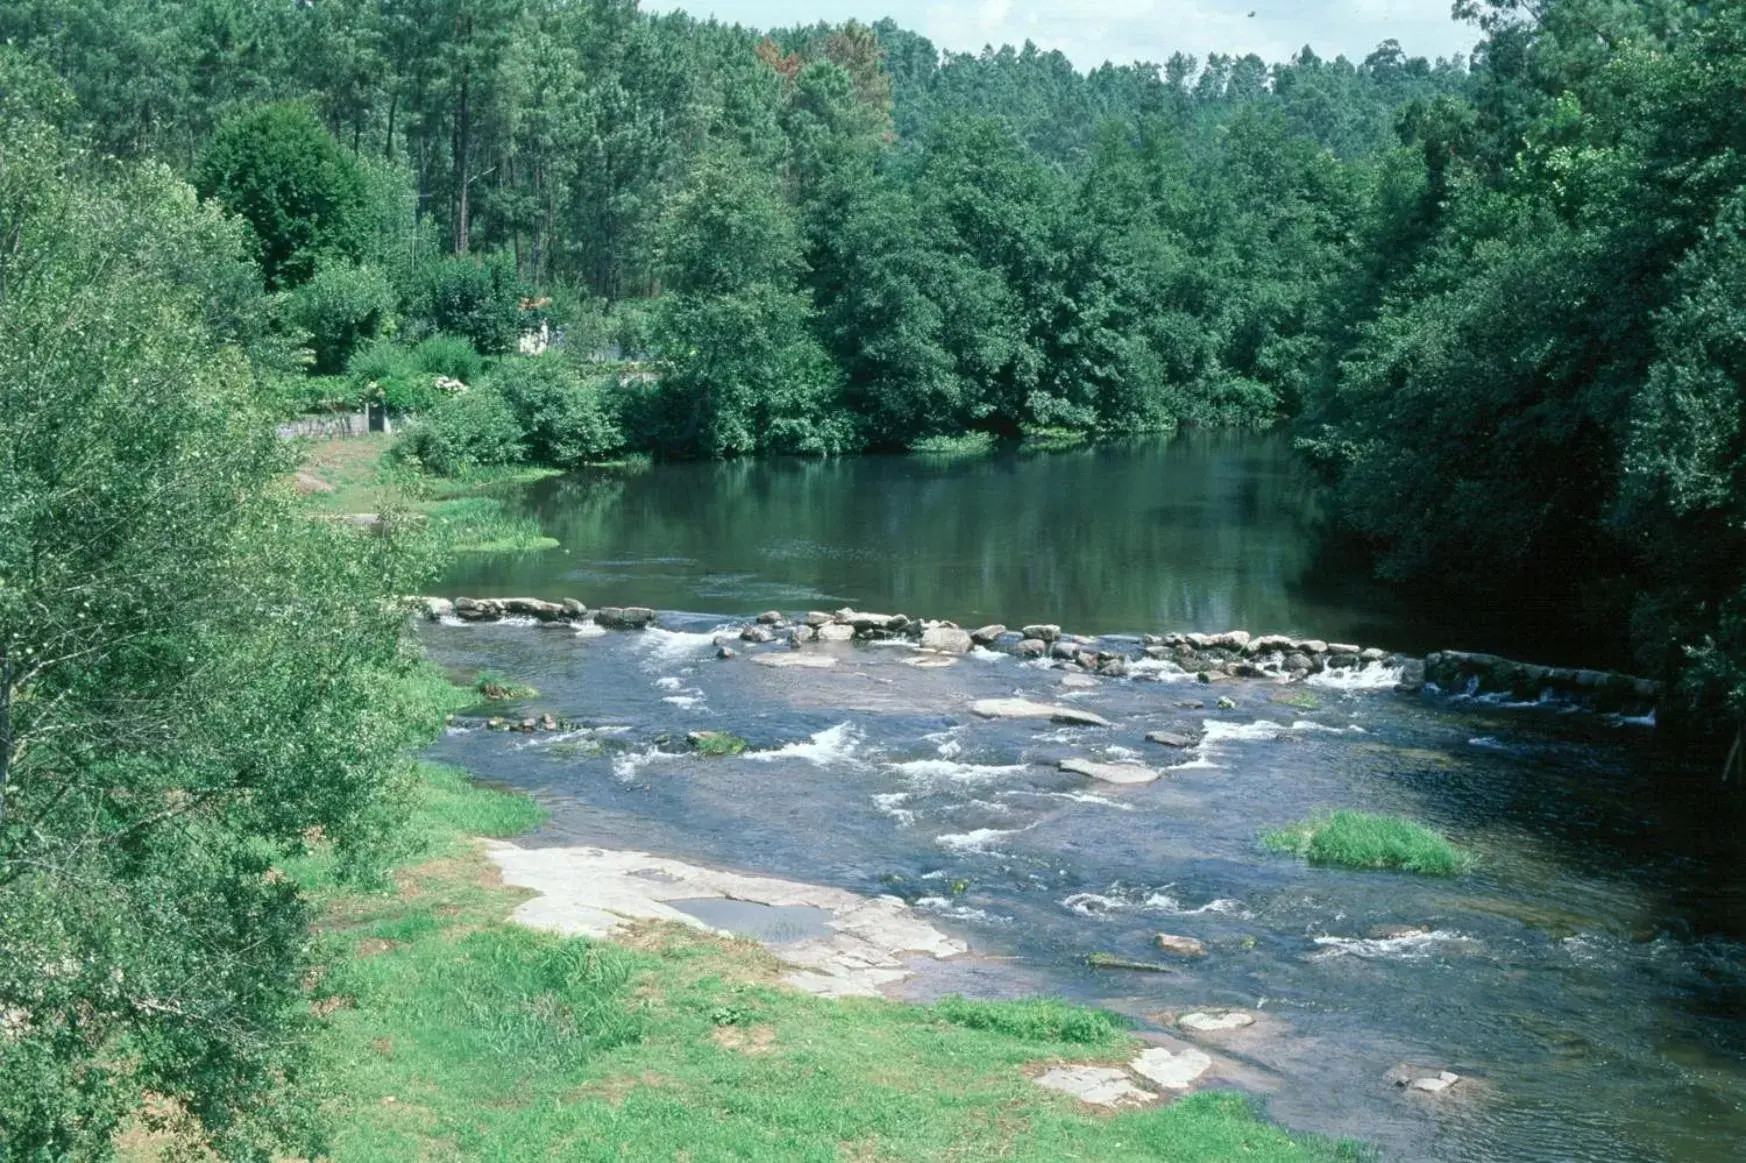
[{"xmin": 414, "ymin": 598, "xmax": 1662, "ymax": 714}]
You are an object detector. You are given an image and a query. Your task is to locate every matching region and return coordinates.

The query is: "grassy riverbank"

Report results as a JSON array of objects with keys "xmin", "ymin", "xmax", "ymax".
[
  {"xmin": 298, "ymin": 434, "xmax": 561, "ymax": 553},
  {"xmin": 241, "ymin": 755, "xmax": 1367, "ymax": 1162}
]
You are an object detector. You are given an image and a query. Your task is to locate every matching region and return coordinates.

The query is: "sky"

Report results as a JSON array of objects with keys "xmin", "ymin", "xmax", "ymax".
[{"xmin": 640, "ymin": 1, "xmax": 1481, "ymax": 71}]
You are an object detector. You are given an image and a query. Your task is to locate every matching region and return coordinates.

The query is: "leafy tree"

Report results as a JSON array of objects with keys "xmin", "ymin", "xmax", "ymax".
[
  {"xmin": 197, "ymin": 102, "xmax": 371, "ymax": 289},
  {"xmin": 0, "ymin": 60, "xmax": 435, "ymax": 1158}
]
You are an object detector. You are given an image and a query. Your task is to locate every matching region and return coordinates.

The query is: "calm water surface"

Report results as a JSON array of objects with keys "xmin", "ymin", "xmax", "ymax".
[
  {"xmin": 440, "ymin": 433, "xmax": 1578, "ymax": 659},
  {"xmin": 427, "ymin": 434, "xmax": 1746, "ymax": 1160}
]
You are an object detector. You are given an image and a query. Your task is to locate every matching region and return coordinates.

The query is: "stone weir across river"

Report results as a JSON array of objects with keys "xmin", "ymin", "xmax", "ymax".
[{"xmin": 416, "ymin": 595, "xmax": 1665, "ymax": 720}]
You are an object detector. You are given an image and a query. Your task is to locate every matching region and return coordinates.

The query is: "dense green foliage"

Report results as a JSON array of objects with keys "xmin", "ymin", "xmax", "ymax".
[
  {"xmin": 1263, "ymin": 812, "xmax": 1473, "ymax": 876},
  {"xmin": 0, "ymin": 59, "xmax": 446, "ymax": 1158},
  {"xmin": 9, "ymin": 0, "xmax": 1726, "ymax": 724}
]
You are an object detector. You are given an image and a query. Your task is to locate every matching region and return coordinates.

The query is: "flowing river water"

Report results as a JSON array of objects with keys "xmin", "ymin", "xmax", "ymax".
[{"xmin": 430, "ymin": 434, "xmax": 1746, "ymax": 1161}]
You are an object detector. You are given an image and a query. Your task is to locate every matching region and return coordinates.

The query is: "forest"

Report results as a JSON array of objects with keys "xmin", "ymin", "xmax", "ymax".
[{"xmin": 2, "ymin": 2, "xmax": 1745, "ymax": 1153}]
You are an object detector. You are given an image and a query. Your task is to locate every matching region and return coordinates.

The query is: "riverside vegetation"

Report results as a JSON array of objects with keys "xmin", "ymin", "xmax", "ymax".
[
  {"xmin": 0, "ymin": 48, "xmax": 1361, "ymax": 1161},
  {"xmin": 0, "ymin": 0, "xmax": 1735, "ymax": 743},
  {"xmin": 1, "ymin": 1, "xmax": 1743, "ymax": 1158}
]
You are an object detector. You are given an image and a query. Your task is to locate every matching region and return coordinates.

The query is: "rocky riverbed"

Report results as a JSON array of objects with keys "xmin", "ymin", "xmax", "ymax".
[{"xmin": 415, "ymin": 602, "xmax": 1742, "ymax": 1163}]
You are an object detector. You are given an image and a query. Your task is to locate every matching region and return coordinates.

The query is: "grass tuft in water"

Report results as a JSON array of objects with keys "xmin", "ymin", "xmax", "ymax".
[
  {"xmin": 934, "ymin": 996, "xmax": 1128, "ymax": 1045},
  {"xmin": 476, "ymin": 670, "xmax": 539, "ymax": 700},
  {"xmin": 687, "ymin": 731, "xmax": 749, "ymax": 757},
  {"xmin": 1263, "ymin": 810, "xmax": 1472, "ymax": 876}
]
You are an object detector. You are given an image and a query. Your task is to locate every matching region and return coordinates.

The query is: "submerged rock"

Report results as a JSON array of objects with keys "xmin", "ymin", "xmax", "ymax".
[
  {"xmin": 752, "ymin": 653, "xmax": 837, "ymax": 669},
  {"xmin": 1178, "ymin": 1011, "xmax": 1255, "ymax": 1032},
  {"xmin": 1060, "ymin": 758, "xmax": 1160, "ymax": 785},
  {"xmin": 1154, "ymin": 933, "xmax": 1206, "ymax": 957},
  {"xmin": 972, "ymin": 699, "xmax": 1112, "ymax": 728},
  {"xmin": 1130, "ymin": 1046, "xmax": 1213, "ymax": 1092}
]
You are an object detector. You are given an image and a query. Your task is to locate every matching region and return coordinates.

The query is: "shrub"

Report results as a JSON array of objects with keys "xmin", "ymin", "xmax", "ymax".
[
  {"xmin": 413, "ymin": 334, "xmax": 485, "ymax": 384},
  {"xmin": 286, "ymin": 260, "xmax": 396, "ymax": 373},
  {"xmin": 412, "ymin": 253, "xmax": 524, "ymax": 354},
  {"xmin": 392, "ymin": 388, "xmax": 525, "ymax": 476},
  {"xmin": 1263, "ymin": 811, "xmax": 1472, "ymax": 875},
  {"xmin": 489, "ymin": 357, "xmax": 622, "ymax": 468}
]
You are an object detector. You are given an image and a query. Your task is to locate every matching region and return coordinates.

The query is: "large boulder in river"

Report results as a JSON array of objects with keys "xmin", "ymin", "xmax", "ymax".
[
  {"xmin": 501, "ymin": 597, "xmax": 565, "ymax": 621},
  {"xmin": 972, "ymin": 699, "xmax": 1111, "ymax": 728},
  {"xmin": 921, "ymin": 626, "xmax": 973, "ymax": 654},
  {"xmin": 740, "ymin": 624, "xmax": 775, "ymax": 644},
  {"xmin": 419, "ymin": 597, "xmax": 454, "ymax": 620},
  {"xmin": 970, "ymin": 624, "xmax": 1006, "ymax": 646},
  {"xmin": 596, "ymin": 606, "xmax": 657, "ymax": 629},
  {"xmin": 1014, "ymin": 638, "xmax": 1048, "ymax": 659},
  {"xmin": 1060, "ymin": 757, "xmax": 1159, "ymax": 784},
  {"xmin": 453, "ymin": 597, "xmax": 502, "ymax": 621},
  {"xmin": 1022, "ymin": 624, "xmax": 1062, "ymax": 643},
  {"xmin": 815, "ymin": 622, "xmax": 855, "ymax": 642}
]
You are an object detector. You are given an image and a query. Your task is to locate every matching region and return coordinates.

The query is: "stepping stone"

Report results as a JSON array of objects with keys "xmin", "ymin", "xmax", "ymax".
[
  {"xmin": 971, "ymin": 699, "xmax": 1111, "ymax": 728},
  {"xmin": 1034, "ymin": 1065, "xmax": 1155, "ymax": 1108},
  {"xmin": 1178, "ymin": 1011, "xmax": 1255, "ymax": 1032},
  {"xmin": 753, "ymin": 654, "xmax": 837, "ymax": 669},
  {"xmin": 1060, "ymin": 758, "xmax": 1159, "ymax": 785},
  {"xmin": 1146, "ymin": 731, "xmax": 1196, "ymax": 749},
  {"xmin": 1408, "ymin": 1071, "xmax": 1462, "ymax": 1094},
  {"xmin": 1154, "ymin": 933, "xmax": 1205, "ymax": 957},
  {"xmin": 1130, "ymin": 1047, "xmax": 1213, "ymax": 1091}
]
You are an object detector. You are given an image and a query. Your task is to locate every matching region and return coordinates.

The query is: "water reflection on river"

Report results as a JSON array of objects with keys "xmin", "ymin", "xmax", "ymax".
[{"xmin": 441, "ymin": 433, "xmax": 1455, "ymax": 650}]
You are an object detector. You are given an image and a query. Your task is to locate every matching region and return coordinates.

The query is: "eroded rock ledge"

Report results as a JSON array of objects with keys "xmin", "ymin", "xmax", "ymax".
[
  {"xmin": 484, "ymin": 842, "xmax": 966, "ymax": 998},
  {"xmin": 414, "ymin": 597, "xmax": 1663, "ymax": 717}
]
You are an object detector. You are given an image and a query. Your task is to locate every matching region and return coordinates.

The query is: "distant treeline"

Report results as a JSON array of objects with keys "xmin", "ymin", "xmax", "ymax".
[{"xmin": 1, "ymin": 0, "xmax": 1741, "ymax": 733}]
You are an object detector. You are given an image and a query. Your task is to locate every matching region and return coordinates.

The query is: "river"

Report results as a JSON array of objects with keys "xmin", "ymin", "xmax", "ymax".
[{"xmin": 428, "ymin": 433, "xmax": 1746, "ymax": 1161}]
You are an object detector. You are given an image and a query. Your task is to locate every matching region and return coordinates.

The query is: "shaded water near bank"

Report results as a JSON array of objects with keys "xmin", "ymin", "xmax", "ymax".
[{"xmin": 440, "ymin": 432, "xmax": 1598, "ymax": 663}]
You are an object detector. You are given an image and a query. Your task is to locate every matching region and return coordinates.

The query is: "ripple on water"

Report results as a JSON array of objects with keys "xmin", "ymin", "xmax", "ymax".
[
  {"xmin": 936, "ymin": 826, "xmax": 1031, "ymax": 853},
  {"xmin": 744, "ymin": 722, "xmax": 864, "ymax": 765}
]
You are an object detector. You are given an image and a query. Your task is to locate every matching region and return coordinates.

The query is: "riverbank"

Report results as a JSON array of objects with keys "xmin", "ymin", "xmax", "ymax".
[
  {"xmin": 213, "ymin": 755, "xmax": 1365, "ymax": 1161},
  {"xmin": 296, "ymin": 434, "xmax": 562, "ymax": 552}
]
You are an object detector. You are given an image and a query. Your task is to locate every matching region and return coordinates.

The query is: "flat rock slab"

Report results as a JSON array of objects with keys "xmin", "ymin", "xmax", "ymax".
[
  {"xmin": 1131, "ymin": 1047, "xmax": 1213, "ymax": 1091},
  {"xmin": 971, "ymin": 698, "xmax": 1112, "ymax": 728},
  {"xmin": 1179, "ymin": 1011, "xmax": 1255, "ymax": 1032},
  {"xmin": 753, "ymin": 653, "xmax": 838, "ymax": 669},
  {"xmin": 904, "ymin": 656, "xmax": 958, "ymax": 669},
  {"xmin": 1060, "ymin": 757, "xmax": 1160, "ymax": 785},
  {"xmin": 1060, "ymin": 674, "xmax": 1100, "ymax": 688},
  {"xmin": 484, "ymin": 842, "xmax": 965, "ymax": 998},
  {"xmin": 1146, "ymin": 731, "xmax": 1196, "ymax": 749},
  {"xmin": 1034, "ymin": 1065, "xmax": 1156, "ymax": 1108}
]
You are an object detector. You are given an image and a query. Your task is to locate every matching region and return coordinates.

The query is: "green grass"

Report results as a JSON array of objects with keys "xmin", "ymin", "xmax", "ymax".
[
  {"xmin": 1263, "ymin": 811, "xmax": 1473, "ymax": 876},
  {"xmin": 249, "ymin": 756, "xmax": 1371, "ymax": 1162},
  {"xmin": 687, "ymin": 731, "xmax": 749, "ymax": 757}
]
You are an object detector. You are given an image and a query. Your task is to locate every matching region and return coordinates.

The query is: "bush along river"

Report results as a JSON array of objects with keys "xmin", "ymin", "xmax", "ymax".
[{"xmin": 425, "ymin": 436, "xmax": 1746, "ymax": 1162}]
